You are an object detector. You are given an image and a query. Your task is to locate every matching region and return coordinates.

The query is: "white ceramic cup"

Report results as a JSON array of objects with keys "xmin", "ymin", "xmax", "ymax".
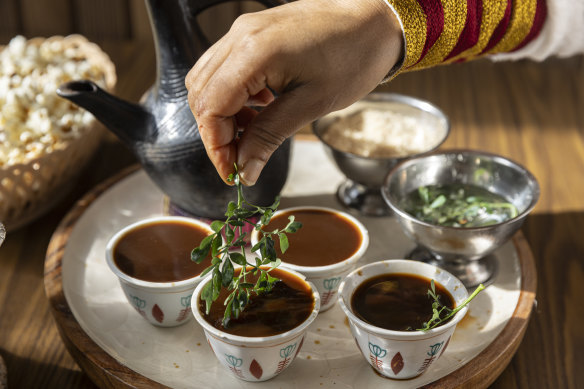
[
  {"xmin": 250, "ymin": 206, "xmax": 369, "ymax": 312},
  {"xmin": 338, "ymin": 259, "xmax": 469, "ymax": 379},
  {"xmin": 106, "ymin": 216, "xmax": 214, "ymax": 327},
  {"xmin": 192, "ymin": 266, "xmax": 320, "ymax": 382}
]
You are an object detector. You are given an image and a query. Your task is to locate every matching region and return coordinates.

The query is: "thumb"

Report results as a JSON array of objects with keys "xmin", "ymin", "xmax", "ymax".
[{"xmin": 237, "ymin": 85, "xmax": 331, "ymax": 185}]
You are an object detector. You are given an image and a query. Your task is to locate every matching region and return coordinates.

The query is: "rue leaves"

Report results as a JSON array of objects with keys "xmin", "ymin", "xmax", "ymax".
[
  {"xmin": 191, "ymin": 165, "xmax": 301, "ymax": 327},
  {"xmin": 417, "ymin": 280, "xmax": 485, "ymax": 332}
]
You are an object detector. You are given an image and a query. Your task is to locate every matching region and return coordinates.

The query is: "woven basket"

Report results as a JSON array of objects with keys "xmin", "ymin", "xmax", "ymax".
[{"xmin": 0, "ymin": 35, "xmax": 117, "ymax": 231}]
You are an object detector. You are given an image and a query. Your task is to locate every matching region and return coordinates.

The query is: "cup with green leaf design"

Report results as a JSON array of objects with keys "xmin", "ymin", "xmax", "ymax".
[
  {"xmin": 191, "ymin": 266, "xmax": 320, "ymax": 382},
  {"xmin": 250, "ymin": 206, "xmax": 369, "ymax": 312},
  {"xmin": 105, "ymin": 216, "xmax": 215, "ymax": 327},
  {"xmin": 338, "ymin": 259, "xmax": 469, "ymax": 379}
]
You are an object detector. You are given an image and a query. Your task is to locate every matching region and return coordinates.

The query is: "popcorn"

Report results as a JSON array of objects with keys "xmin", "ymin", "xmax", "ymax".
[{"xmin": 0, "ymin": 35, "xmax": 108, "ymax": 167}]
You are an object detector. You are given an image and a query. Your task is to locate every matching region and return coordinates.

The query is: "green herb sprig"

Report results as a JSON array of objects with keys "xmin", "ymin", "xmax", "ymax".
[
  {"xmin": 190, "ymin": 166, "xmax": 302, "ymax": 327},
  {"xmin": 412, "ymin": 185, "xmax": 518, "ymax": 227},
  {"xmin": 417, "ymin": 280, "xmax": 485, "ymax": 332}
]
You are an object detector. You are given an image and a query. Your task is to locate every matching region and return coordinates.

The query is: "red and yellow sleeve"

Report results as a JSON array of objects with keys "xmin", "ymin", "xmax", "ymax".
[{"xmin": 385, "ymin": 0, "xmax": 547, "ymax": 75}]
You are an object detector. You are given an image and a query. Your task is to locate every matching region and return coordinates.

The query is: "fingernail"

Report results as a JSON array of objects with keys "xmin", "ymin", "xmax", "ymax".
[{"xmin": 239, "ymin": 158, "xmax": 264, "ymax": 186}]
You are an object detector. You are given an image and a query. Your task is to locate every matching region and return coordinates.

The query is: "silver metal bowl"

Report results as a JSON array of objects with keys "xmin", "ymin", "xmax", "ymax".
[
  {"xmin": 313, "ymin": 93, "xmax": 450, "ymax": 216},
  {"xmin": 381, "ymin": 150, "xmax": 540, "ymax": 287}
]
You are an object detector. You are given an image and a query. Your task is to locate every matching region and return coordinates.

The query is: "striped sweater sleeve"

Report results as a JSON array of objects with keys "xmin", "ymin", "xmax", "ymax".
[{"xmin": 383, "ymin": 0, "xmax": 548, "ymax": 77}]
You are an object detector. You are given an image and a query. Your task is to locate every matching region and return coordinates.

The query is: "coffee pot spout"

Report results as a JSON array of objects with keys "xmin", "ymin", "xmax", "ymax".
[{"xmin": 57, "ymin": 80, "xmax": 153, "ymax": 146}]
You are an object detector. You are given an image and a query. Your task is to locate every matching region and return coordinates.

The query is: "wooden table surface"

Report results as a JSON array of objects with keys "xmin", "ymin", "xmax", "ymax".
[{"xmin": 0, "ymin": 41, "xmax": 582, "ymax": 388}]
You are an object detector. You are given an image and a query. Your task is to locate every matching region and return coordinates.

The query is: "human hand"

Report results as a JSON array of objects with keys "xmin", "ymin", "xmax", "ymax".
[{"xmin": 186, "ymin": 0, "xmax": 404, "ymax": 185}]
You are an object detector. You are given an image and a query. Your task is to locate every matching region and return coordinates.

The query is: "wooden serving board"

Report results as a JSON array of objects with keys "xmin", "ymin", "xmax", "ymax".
[{"xmin": 44, "ymin": 141, "xmax": 536, "ymax": 389}]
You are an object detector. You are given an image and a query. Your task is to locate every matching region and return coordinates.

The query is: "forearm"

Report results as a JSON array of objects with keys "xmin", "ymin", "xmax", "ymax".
[{"xmin": 383, "ymin": 0, "xmax": 582, "ymax": 77}]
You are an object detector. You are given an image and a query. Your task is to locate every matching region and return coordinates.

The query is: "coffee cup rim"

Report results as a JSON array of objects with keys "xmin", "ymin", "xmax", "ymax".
[{"xmin": 105, "ymin": 216, "xmax": 214, "ymax": 290}]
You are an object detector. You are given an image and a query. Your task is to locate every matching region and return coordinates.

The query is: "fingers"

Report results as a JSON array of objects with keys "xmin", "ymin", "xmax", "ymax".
[
  {"xmin": 187, "ymin": 42, "xmax": 275, "ymax": 183},
  {"xmin": 247, "ymin": 88, "xmax": 275, "ymax": 106},
  {"xmin": 234, "ymin": 107, "xmax": 259, "ymax": 130},
  {"xmin": 237, "ymin": 84, "xmax": 327, "ymax": 185},
  {"xmin": 185, "ymin": 0, "xmax": 405, "ymax": 186}
]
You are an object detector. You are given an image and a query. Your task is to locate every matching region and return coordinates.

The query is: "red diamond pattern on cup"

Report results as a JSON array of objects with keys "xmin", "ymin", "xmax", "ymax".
[
  {"xmin": 391, "ymin": 352, "xmax": 404, "ymax": 375},
  {"xmin": 294, "ymin": 336, "xmax": 305, "ymax": 359},
  {"xmin": 439, "ymin": 336, "xmax": 451, "ymax": 358},
  {"xmin": 176, "ymin": 307, "xmax": 191, "ymax": 322},
  {"xmin": 249, "ymin": 359, "xmax": 263, "ymax": 380},
  {"xmin": 152, "ymin": 304, "xmax": 164, "ymax": 323}
]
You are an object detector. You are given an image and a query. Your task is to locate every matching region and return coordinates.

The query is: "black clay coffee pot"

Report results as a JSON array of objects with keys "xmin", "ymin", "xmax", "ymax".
[{"xmin": 58, "ymin": 0, "xmax": 289, "ymax": 219}]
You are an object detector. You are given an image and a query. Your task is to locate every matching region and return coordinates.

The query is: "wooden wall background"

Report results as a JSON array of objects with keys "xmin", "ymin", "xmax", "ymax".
[{"xmin": 0, "ymin": 0, "xmax": 266, "ymax": 45}]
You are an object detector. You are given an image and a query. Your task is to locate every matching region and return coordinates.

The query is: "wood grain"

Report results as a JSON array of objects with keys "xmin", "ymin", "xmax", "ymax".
[
  {"xmin": 19, "ymin": 0, "xmax": 72, "ymax": 37},
  {"xmin": 0, "ymin": 0, "xmax": 21, "ymax": 42},
  {"xmin": 0, "ymin": 42, "xmax": 148, "ymax": 389},
  {"xmin": 0, "ymin": 0, "xmax": 244, "ymax": 44},
  {"xmin": 422, "ymin": 233, "xmax": 537, "ymax": 389},
  {"xmin": 45, "ymin": 165, "xmax": 169, "ymax": 389},
  {"xmin": 73, "ymin": 0, "xmax": 132, "ymax": 41}
]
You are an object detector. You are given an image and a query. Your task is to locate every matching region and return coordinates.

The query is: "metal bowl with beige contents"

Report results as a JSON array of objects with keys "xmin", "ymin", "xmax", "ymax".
[
  {"xmin": 313, "ymin": 93, "xmax": 450, "ymax": 216},
  {"xmin": 382, "ymin": 150, "xmax": 540, "ymax": 287}
]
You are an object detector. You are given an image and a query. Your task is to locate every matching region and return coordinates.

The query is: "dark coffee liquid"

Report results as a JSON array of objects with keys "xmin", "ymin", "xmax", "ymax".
[
  {"xmin": 351, "ymin": 273, "xmax": 455, "ymax": 331},
  {"xmin": 200, "ymin": 268, "xmax": 314, "ymax": 336},
  {"xmin": 265, "ymin": 209, "xmax": 362, "ymax": 266},
  {"xmin": 113, "ymin": 220, "xmax": 212, "ymax": 282}
]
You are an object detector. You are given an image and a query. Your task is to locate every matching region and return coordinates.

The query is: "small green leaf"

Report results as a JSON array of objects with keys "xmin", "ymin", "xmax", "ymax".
[
  {"xmin": 417, "ymin": 283, "xmax": 485, "ymax": 332},
  {"xmin": 261, "ymin": 209, "xmax": 273, "ymax": 225},
  {"xmin": 225, "ymin": 224, "xmax": 234, "ymax": 243},
  {"xmin": 267, "ymin": 273, "xmax": 280, "ymax": 284},
  {"xmin": 191, "ymin": 245, "xmax": 210, "ymax": 263},
  {"xmin": 269, "ymin": 258, "xmax": 282, "ymax": 270},
  {"xmin": 279, "ymin": 233, "xmax": 289, "ymax": 253},
  {"xmin": 211, "ymin": 235, "xmax": 222, "ymax": 257},
  {"xmin": 430, "ymin": 195, "xmax": 446, "ymax": 209},
  {"xmin": 223, "ymin": 299, "xmax": 233, "ymax": 323},
  {"xmin": 221, "ymin": 259, "xmax": 234, "ymax": 287},
  {"xmin": 231, "ymin": 234, "xmax": 247, "ymax": 247},
  {"xmin": 251, "ymin": 239, "xmax": 263, "ymax": 253},
  {"xmin": 238, "ymin": 292, "xmax": 248, "ymax": 308},
  {"xmin": 261, "ymin": 238, "xmax": 277, "ymax": 262},
  {"xmin": 210, "ymin": 221, "xmax": 225, "ymax": 232},
  {"xmin": 230, "ymin": 252, "xmax": 247, "ymax": 266},
  {"xmin": 255, "ymin": 271, "xmax": 267, "ymax": 290},
  {"xmin": 225, "ymin": 201, "xmax": 237, "ymax": 217},
  {"xmin": 224, "ymin": 292, "xmax": 235, "ymax": 307},
  {"xmin": 212, "ymin": 268, "xmax": 221, "ymax": 300},
  {"xmin": 285, "ymin": 221, "xmax": 303, "ymax": 233},
  {"xmin": 269, "ymin": 196, "xmax": 280, "ymax": 210},
  {"xmin": 201, "ymin": 282, "xmax": 213, "ymax": 314},
  {"xmin": 418, "ymin": 186, "xmax": 430, "ymax": 204},
  {"xmin": 235, "ymin": 208, "xmax": 255, "ymax": 219},
  {"xmin": 199, "ymin": 264, "xmax": 215, "ymax": 277},
  {"xmin": 228, "ymin": 219, "xmax": 245, "ymax": 227},
  {"xmin": 200, "ymin": 234, "xmax": 214, "ymax": 248}
]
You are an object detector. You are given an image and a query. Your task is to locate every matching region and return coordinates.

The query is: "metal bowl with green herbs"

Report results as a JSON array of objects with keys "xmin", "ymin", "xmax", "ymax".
[{"xmin": 381, "ymin": 150, "xmax": 539, "ymax": 287}]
